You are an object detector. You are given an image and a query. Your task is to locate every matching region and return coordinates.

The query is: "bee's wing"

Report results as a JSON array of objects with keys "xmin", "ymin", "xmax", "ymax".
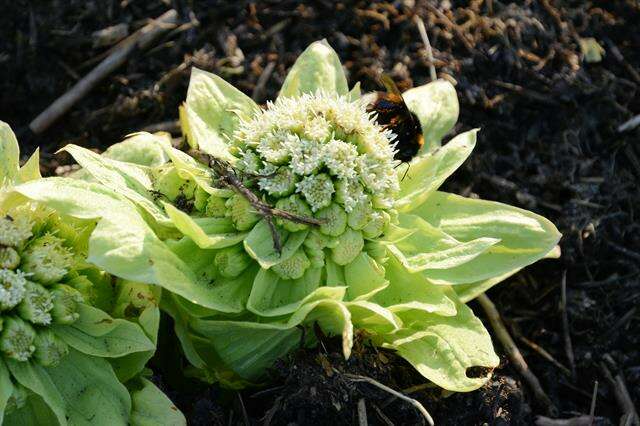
[{"xmin": 379, "ymin": 74, "xmax": 402, "ymax": 95}]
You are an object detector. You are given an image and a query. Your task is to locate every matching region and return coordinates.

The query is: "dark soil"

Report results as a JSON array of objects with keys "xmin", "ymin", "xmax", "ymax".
[{"xmin": 2, "ymin": 1, "xmax": 639, "ymax": 425}]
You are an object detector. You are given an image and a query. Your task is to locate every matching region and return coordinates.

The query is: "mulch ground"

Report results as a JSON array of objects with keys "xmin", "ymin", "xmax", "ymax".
[{"xmin": 1, "ymin": 1, "xmax": 639, "ymax": 424}]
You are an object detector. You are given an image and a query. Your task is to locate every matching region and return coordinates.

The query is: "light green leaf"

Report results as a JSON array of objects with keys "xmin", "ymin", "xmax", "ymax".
[
  {"xmin": 454, "ymin": 245, "xmax": 561, "ymax": 303},
  {"xmin": 168, "ymin": 237, "xmax": 258, "ymax": 313},
  {"xmin": 278, "ymin": 40, "xmax": 349, "ymax": 99},
  {"xmin": 346, "ymin": 301, "xmax": 400, "ymax": 335},
  {"xmin": 103, "ymin": 132, "xmax": 169, "ymax": 167},
  {"xmin": 247, "ymin": 267, "xmax": 322, "ymax": 316},
  {"xmin": 384, "ymin": 297, "xmax": 499, "ymax": 392},
  {"xmin": 160, "ymin": 294, "xmax": 207, "ymax": 370},
  {"xmin": 54, "ymin": 304, "xmax": 154, "ymax": 358},
  {"xmin": 290, "ymin": 299, "xmax": 353, "ymax": 359},
  {"xmin": 62, "ymin": 144, "xmax": 171, "ymax": 227},
  {"xmin": 0, "ymin": 359, "xmax": 13, "ymax": 419},
  {"xmin": 129, "ymin": 378, "xmax": 186, "ymax": 426},
  {"xmin": 46, "ymin": 349, "xmax": 130, "ymax": 426},
  {"xmin": 17, "ymin": 148, "xmax": 42, "ymax": 183},
  {"xmin": 156, "ymin": 142, "xmax": 233, "ymax": 198},
  {"xmin": 0, "ymin": 121, "xmax": 20, "ymax": 187},
  {"xmin": 374, "ymin": 255, "xmax": 457, "ymax": 316},
  {"xmin": 412, "ymin": 191, "xmax": 562, "ymax": 284},
  {"xmin": 182, "ymin": 67, "xmax": 259, "ymax": 159},
  {"xmin": 389, "ymin": 214, "xmax": 499, "ymax": 272},
  {"xmin": 14, "ymin": 178, "xmax": 244, "ymax": 310},
  {"xmin": 163, "ymin": 202, "xmax": 246, "ymax": 249},
  {"xmin": 6, "ymin": 359, "xmax": 67, "ymax": 425},
  {"xmin": 110, "ymin": 306, "xmax": 160, "ymax": 382},
  {"xmin": 395, "ymin": 130, "xmax": 477, "ymax": 212},
  {"xmin": 3, "ymin": 392, "xmax": 59, "ymax": 426},
  {"xmin": 189, "ymin": 319, "xmax": 302, "ymax": 381},
  {"xmin": 244, "ymin": 220, "xmax": 309, "ymax": 269},
  {"xmin": 343, "ymin": 252, "xmax": 388, "ymax": 300},
  {"xmin": 402, "ymin": 79, "xmax": 459, "ymax": 150}
]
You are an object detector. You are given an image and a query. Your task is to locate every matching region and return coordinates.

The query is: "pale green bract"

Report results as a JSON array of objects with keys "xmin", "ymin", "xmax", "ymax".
[
  {"xmin": 29, "ymin": 40, "xmax": 560, "ymax": 393},
  {"xmin": 0, "ymin": 123, "xmax": 185, "ymax": 425}
]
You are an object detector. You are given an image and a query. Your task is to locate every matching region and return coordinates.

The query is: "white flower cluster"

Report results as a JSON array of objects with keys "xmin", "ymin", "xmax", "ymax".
[
  {"xmin": 234, "ymin": 92, "xmax": 400, "ymax": 212},
  {"xmin": 0, "ymin": 212, "xmax": 80, "ymax": 364}
]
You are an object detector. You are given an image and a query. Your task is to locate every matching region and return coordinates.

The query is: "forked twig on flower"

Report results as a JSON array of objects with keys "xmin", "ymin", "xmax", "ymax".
[{"xmin": 192, "ymin": 150, "xmax": 324, "ymax": 253}]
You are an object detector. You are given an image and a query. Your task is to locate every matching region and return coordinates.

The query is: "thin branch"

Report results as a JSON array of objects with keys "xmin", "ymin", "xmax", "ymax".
[
  {"xmin": 344, "ymin": 373, "xmax": 434, "ymax": 426},
  {"xmin": 477, "ymin": 293, "xmax": 557, "ymax": 415},
  {"xmin": 192, "ymin": 151, "xmax": 323, "ymax": 253},
  {"xmin": 413, "ymin": 15, "xmax": 437, "ymax": 81},
  {"xmin": 29, "ymin": 10, "xmax": 179, "ymax": 134},
  {"xmin": 561, "ymin": 271, "xmax": 576, "ymax": 377}
]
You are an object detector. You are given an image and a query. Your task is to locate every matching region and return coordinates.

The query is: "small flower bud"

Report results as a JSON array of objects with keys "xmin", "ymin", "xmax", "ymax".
[
  {"xmin": 0, "ymin": 269, "xmax": 27, "ymax": 311},
  {"xmin": 296, "ymin": 173, "xmax": 334, "ymax": 212},
  {"xmin": 50, "ymin": 284, "xmax": 83, "ymax": 325},
  {"xmin": 0, "ymin": 215, "xmax": 33, "ymax": 248},
  {"xmin": 303, "ymin": 229, "xmax": 331, "ymax": 252},
  {"xmin": 0, "ymin": 317, "xmax": 36, "ymax": 361},
  {"xmin": 271, "ymin": 249, "xmax": 311, "ymax": 280},
  {"xmin": 364, "ymin": 241, "xmax": 388, "ymax": 263},
  {"xmin": 0, "ymin": 247, "xmax": 20, "ymax": 269},
  {"xmin": 17, "ymin": 281, "xmax": 54, "ymax": 325},
  {"xmin": 347, "ymin": 199, "xmax": 372, "ymax": 230},
  {"xmin": 304, "ymin": 246, "xmax": 325, "ymax": 269},
  {"xmin": 290, "ymin": 137, "xmax": 324, "ymax": 175},
  {"xmin": 154, "ymin": 167, "xmax": 196, "ymax": 202},
  {"xmin": 225, "ymin": 194, "xmax": 260, "ymax": 231},
  {"xmin": 330, "ymin": 228, "xmax": 364, "ymax": 266},
  {"xmin": 215, "ymin": 246, "xmax": 251, "ymax": 279},
  {"xmin": 205, "ymin": 196, "xmax": 228, "ymax": 218},
  {"xmin": 335, "ymin": 179, "xmax": 366, "ymax": 213},
  {"xmin": 315, "ymin": 203, "xmax": 347, "ymax": 237},
  {"xmin": 33, "ymin": 329, "xmax": 69, "ymax": 367},
  {"xmin": 238, "ymin": 149, "xmax": 262, "ymax": 174},
  {"xmin": 323, "ymin": 139, "xmax": 359, "ymax": 180},
  {"xmin": 276, "ymin": 195, "xmax": 313, "ymax": 232},
  {"xmin": 21, "ymin": 234, "xmax": 74, "ymax": 285},
  {"xmin": 362, "ymin": 211, "xmax": 390, "ymax": 239},
  {"xmin": 259, "ymin": 167, "xmax": 298, "ymax": 198},
  {"xmin": 257, "ymin": 132, "xmax": 291, "ymax": 165}
]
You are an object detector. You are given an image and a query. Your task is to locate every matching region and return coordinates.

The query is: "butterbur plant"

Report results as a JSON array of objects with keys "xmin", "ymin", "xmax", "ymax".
[
  {"xmin": 0, "ymin": 124, "xmax": 185, "ymax": 425},
  {"xmin": 30, "ymin": 41, "xmax": 560, "ymax": 394}
]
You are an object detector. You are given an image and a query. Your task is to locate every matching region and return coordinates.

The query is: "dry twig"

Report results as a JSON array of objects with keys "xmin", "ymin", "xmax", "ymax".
[
  {"xmin": 600, "ymin": 355, "xmax": 639, "ymax": 426},
  {"xmin": 29, "ymin": 10, "xmax": 179, "ymax": 134},
  {"xmin": 413, "ymin": 15, "xmax": 437, "ymax": 81},
  {"xmin": 477, "ymin": 294, "xmax": 557, "ymax": 415},
  {"xmin": 560, "ymin": 271, "xmax": 576, "ymax": 376},
  {"xmin": 194, "ymin": 151, "xmax": 323, "ymax": 253},
  {"xmin": 357, "ymin": 398, "xmax": 368, "ymax": 426},
  {"xmin": 344, "ymin": 374, "xmax": 434, "ymax": 426}
]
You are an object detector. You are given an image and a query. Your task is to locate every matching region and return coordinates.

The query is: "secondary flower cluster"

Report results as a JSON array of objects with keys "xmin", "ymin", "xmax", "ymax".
[{"xmin": 0, "ymin": 208, "xmax": 81, "ymax": 366}]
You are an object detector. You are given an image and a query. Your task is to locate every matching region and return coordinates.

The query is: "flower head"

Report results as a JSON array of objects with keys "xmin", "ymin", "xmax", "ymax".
[
  {"xmin": 0, "ymin": 215, "xmax": 33, "ymax": 247},
  {"xmin": 21, "ymin": 234, "xmax": 74, "ymax": 285}
]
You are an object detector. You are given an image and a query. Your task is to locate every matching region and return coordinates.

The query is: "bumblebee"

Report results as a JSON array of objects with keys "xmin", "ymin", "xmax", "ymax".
[{"xmin": 367, "ymin": 75, "xmax": 424, "ymax": 162}]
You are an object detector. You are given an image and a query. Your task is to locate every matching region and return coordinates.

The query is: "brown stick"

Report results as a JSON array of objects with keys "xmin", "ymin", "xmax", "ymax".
[
  {"xmin": 477, "ymin": 293, "xmax": 557, "ymax": 415},
  {"xmin": 560, "ymin": 271, "xmax": 576, "ymax": 376},
  {"xmin": 600, "ymin": 355, "xmax": 639, "ymax": 426},
  {"xmin": 413, "ymin": 16, "xmax": 437, "ymax": 82},
  {"xmin": 193, "ymin": 151, "xmax": 323, "ymax": 253},
  {"xmin": 344, "ymin": 374, "xmax": 434, "ymax": 426},
  {"xmin": 29, "ymin": 10, "xmax": 179, "ymax": 134}
]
